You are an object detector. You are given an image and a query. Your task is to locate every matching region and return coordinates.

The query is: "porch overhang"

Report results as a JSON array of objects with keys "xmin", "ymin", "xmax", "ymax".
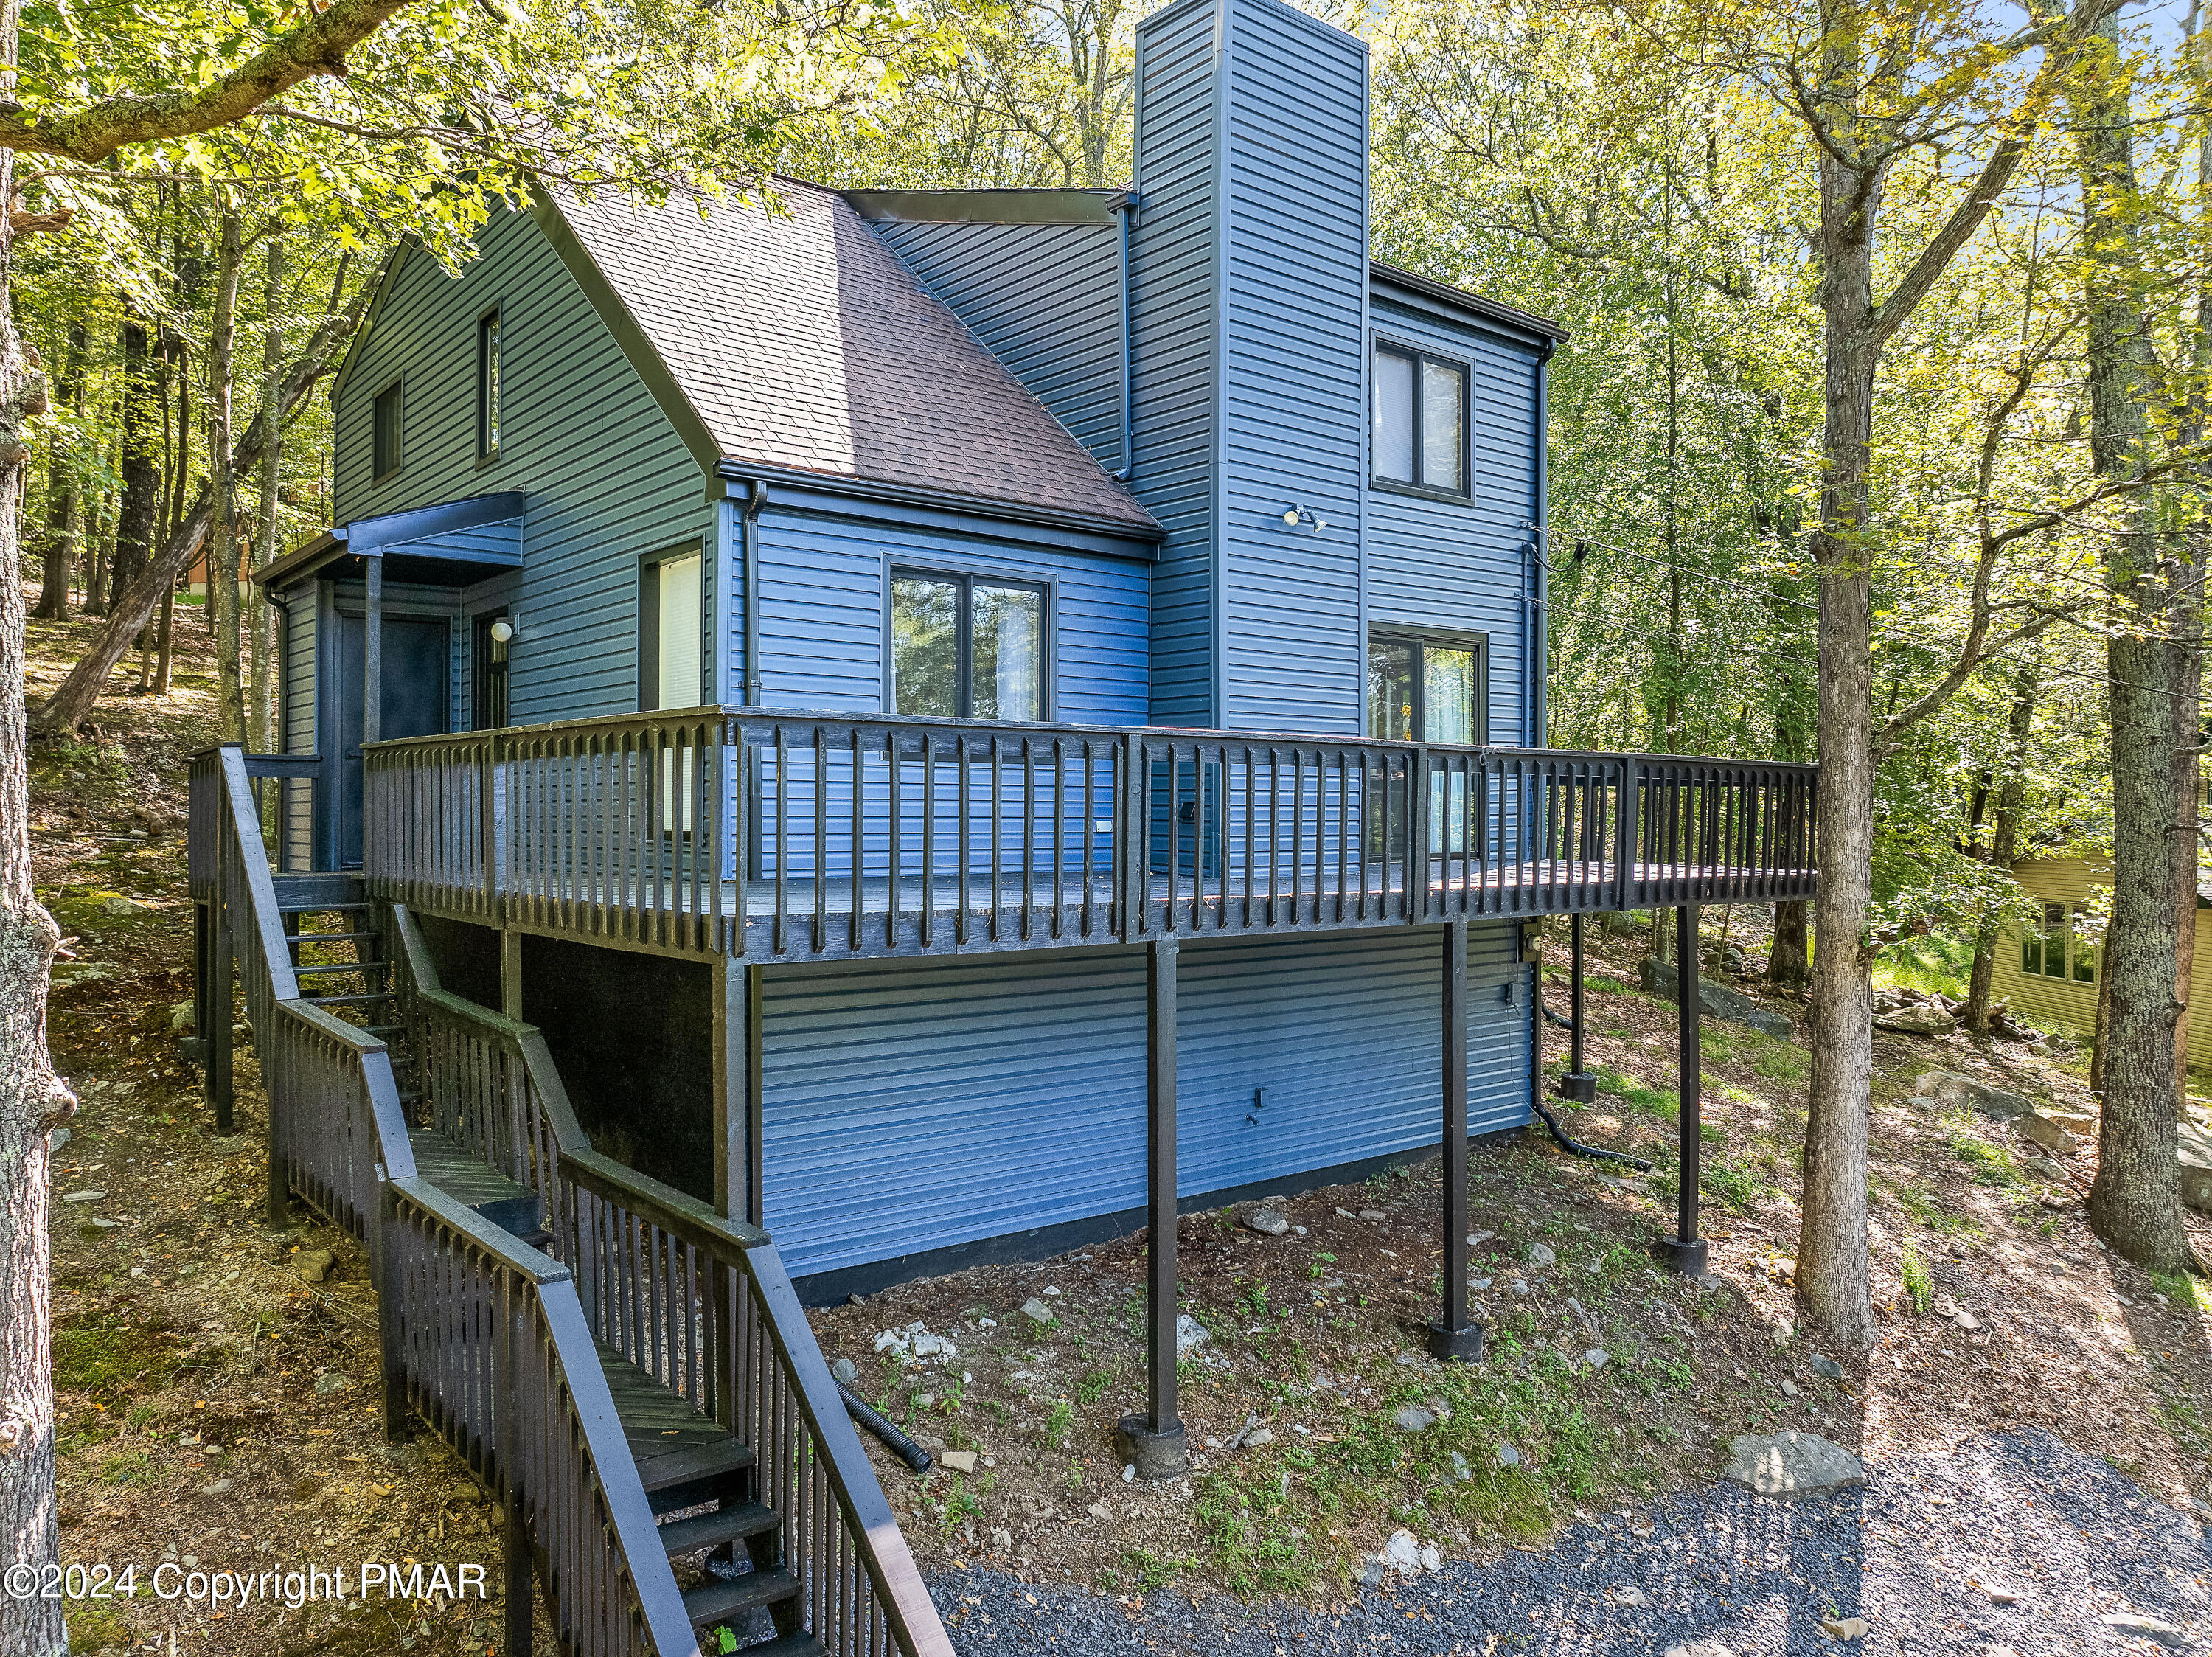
[{"xmin": 254, "ymin": 493, "xmax": 527, "ymax": 591}]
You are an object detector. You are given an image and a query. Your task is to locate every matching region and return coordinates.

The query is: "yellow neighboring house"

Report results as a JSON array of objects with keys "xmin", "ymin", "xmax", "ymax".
[{"xmin": 1994, "ymin": 855, "xmax": 2212, "ymax": 1069}]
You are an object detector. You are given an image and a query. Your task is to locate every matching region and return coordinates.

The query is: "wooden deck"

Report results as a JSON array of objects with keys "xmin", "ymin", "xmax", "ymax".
[{"xmin": 456, "ymin": 855, "xmax": 1818, "ymax": 961}]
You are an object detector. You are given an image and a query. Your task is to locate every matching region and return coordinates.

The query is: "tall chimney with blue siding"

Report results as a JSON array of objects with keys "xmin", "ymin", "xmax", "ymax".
[{"xmin": 1130, "ymin": 0, "xmax": 1368, "ymax": 732}]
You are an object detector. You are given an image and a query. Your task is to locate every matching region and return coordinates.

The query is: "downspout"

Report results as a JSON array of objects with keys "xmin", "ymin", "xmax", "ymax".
[
  {"xmin": 741, "ymin": 478, "xmax": 767, "ymax": 704},
  {"xmin": 1527, "ymin": 337, "xmax": 1556, "ymax": 1130},
  {"xmin": 1110, "ymin": 195, "xmax": 1138, "ymax": 482}
]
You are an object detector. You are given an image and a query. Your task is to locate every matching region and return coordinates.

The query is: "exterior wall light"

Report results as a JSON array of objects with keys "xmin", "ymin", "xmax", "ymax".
[
  {"xmin": 489, "ymin": 619, "xmax": 515, "ymax": 643},
  {"xmin": 1281, "ymin": 504, "xmax": 1327, "ymax": 532}
]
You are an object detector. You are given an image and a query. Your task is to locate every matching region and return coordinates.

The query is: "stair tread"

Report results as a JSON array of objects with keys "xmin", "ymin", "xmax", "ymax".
[
  {"xmin": 295, "ymin": 961, "xmax": 390, "ymax": 976},
  {"xmin": 279, "ymin": 902, "xmax": 371, "ymax": 914},
  {"xmin": 302, "ymin": 992, "xmax": 393, "ymax": 1007},
  {"xmin": 290, "ymin": 930, "xmax": 378, "ymax": 943},
  {"xmin": 734, "ymin": 1639, "xmax": 823, "ymax": 1657},
  {"xmin": 681, "ymin": 1567, "xmax": 800, "ymax": 1627},
  {"xmin": 633, "ymin": 1434, "xmax": 757, "ymax": 1493},
  {"xmin": 657, "ymin": 1500, "xmax": 781, "ymax": 1560}
]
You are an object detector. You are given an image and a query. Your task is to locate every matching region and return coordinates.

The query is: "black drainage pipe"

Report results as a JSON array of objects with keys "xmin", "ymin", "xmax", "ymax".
[
  {"xmin": 838, "ymin": 1381, "xmax": 933, "ymax": 1474},
  {"xmin": 1535, "ymin": 994, "xmax": 1654, "ymax": 1173}
]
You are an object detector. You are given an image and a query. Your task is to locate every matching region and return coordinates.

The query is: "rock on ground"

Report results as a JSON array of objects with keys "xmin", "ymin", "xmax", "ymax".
[
  {"xmin": 1635, "ymin": 958, "xmax": 1795, "ymax": 1038},
  {"xmin": 1911, "ymin": 1069, "xmax": 2034, "ymax": 1122},
  {"xmin": 1723, "ymin": 1431, "xmax": 1865, "ymax": 1500},
  {"xmin": 2179, "ymin": 1120, "xmax": 2212, "ymax": 1213}
]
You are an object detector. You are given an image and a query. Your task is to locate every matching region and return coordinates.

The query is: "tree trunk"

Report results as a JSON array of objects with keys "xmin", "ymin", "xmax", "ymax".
[
  {"xmin": 2075, "ymin": 7, "xmax": 2189, "ymax": 1271},
  {"xmin": 1770, "ymin": 900, "xmax": 1810, "ymax": 989},
  {"xmin": 0, "ymin": 103, "xmax": 81, "ymax": 1657},
  {"xmin": 111, "ymin": 309, "xmax": 159, "ymax": 626},
  {"xmin": 1798, "ymin": 91, "xmax": 1881, "ymax": 1353},
  {"xmin": 248, "ymin": 235, "xmax": 285, "ymax": 752},
  {"xmin": 148, "ymin": 583, "xmax": 175, "ymax": 697},
  {"xmin": 208, "ymin": 208, "xmax": 246, "ymax": 743},
  {"xmin": 29, "ymin": 322, "xmax": 84, "ymax": 623},
  {"xmin": 1966, "ymin": 671, "xmax": 2037, "ymax": 1038}
]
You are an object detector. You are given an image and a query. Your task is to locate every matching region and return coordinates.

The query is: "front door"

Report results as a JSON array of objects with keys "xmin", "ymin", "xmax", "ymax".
[{"xmin": 334, "ymin": 612, "xmax": 451, "ymax": 866}]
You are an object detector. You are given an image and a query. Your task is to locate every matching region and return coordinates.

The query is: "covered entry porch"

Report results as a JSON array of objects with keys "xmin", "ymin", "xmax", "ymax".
[{"xmin": 254, "ymin": 490, "xmax": 524, "ymax": 869}]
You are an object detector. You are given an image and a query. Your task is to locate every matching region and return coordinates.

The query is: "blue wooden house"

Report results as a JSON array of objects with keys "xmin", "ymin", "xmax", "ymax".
[{"xmin": 191, "ymin": 1, "xmax": 1812, "ymax": 1649}]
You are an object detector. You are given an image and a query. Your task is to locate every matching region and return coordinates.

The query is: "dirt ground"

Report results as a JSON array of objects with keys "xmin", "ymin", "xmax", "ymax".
[
  {"xmin": 813, "ymin": 925, "xmax": 2212, "ymax": 1610},
  {"xmin": 22, "ymin": 591, "xmax": 2212, "ymax": 1653}
]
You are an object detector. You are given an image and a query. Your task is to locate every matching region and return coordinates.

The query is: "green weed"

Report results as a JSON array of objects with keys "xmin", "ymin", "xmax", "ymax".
[
  {"xmin": 1044, "ymin": 1400, "xmax": 1074, "ymax": 1445},
  {"xmin": 1950, "ymin": 1133, "xmax": 2022, "ymax": 1187},
  {"xmin": 1900, "ymin": 1246, "xmax": 1933, "ymax": 1316}
]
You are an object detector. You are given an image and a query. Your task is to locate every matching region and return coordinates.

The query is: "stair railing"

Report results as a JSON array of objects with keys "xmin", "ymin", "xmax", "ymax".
[
  {"xmin": 188, "ymin": 745, "xmax": 703, "ymax": 1657},
  {"xmin": 389, "ymin": 906, "xmax": 954, "ymax": 1657}
]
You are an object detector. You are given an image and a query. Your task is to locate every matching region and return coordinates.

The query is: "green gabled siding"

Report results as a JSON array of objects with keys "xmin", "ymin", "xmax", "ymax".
[{"xmin": 330, "ymin": 208, "xmax": 710, "ymax": 726}]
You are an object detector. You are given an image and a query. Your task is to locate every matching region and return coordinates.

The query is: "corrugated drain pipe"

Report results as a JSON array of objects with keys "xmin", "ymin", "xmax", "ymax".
[
  {"xmin": 839, "ymin": 1380, "xmax": 933, "ymax": 1473},
  {"xmin": 1534, "ymin": 993, "xmax": 1653, "ymax": 1173}
]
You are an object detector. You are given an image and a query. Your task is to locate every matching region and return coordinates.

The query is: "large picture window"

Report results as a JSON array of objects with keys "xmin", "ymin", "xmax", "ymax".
[
  {"xmin": 1373, "ymin": 344, "xmax": 1469, "ymax": 496},
  {"xmin": 890, "ymin": 569, "xmax": 1045, "ymax": 720}
]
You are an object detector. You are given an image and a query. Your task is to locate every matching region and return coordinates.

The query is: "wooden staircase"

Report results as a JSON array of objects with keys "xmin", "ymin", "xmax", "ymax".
[{"xmin": 274, "ymin": 880, "xmax": 824, "ymax": 1655}]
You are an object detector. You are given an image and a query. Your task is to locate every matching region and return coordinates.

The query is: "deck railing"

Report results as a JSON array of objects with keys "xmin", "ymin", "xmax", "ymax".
[
  {"xmin": 361, "ymin": 708, "xmax": 1817, "ymax": 962},
  {"xmin": 389, "ymin": 908, "xmax": 953, "ymax": 1657},
  {"xmin": 189, "ymin": 747, "xmax": 706, "ymax": 1657}
]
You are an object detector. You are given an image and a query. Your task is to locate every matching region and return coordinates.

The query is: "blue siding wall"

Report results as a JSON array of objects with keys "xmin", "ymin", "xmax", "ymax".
[
  {"xmin": 330, "ymin": 206, "xmax": 709, "ymax": 726},
  {"xmin": 1130, "ymin": 0, "xmax": 1367, "ymax": 732},
  {"xmin": 1130, "ymin": 0, "xmax": 1220, "ymax": 726},
  {"xmin": 1216, "ymin": 0, "xmax": 1366, "ymax": 734},
  {"xmin": 758, "ymin": 923, "xmax": 1531, "ymax": 1278},
  {"xmin": 728, "ymin": 490, "xmax": 1151, "ymax": 724},
  {"xmin": 871, "ymin": 221, "xmax": 1125, "ymax": 473},
  {"xmin": 1367, "ymin": 291, "xmax": 1543, "ymax": 745}
]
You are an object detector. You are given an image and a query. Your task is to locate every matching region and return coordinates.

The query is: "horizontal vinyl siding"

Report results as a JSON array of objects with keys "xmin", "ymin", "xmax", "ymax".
[
  {"xmin": 331, "ymin": 208, "xmax": 709, "ymax": 727},
  {"xmin": 759, "ymin": 924, "xmax": 1532, "ymax": 1277},
  {"xmin": 1366, "ymin": 297, "xmax": 1540, "ymax": 745},
  {"xmin": 1992, "ymin": 858, "xmax": 2102, "ymax": 1041},
  {"xmin": 1217, "ymin": 0, "xmax": 1366, "ymax": 735},
  {"xmin": 281, "ymin": 590, "xmax": 317, "ymax": 868},
  {"xmin": 1131, "ymin": 0, "xmax": 1220, "ymax": 726},
  {"xmin": 1178, "ymin": 923, "xmax": 1528, "ymax": 1193},
  {"xmin": 761, "ymin": 952, "xmax": 1149, "ymax": 1276},
  {"xmin": 872, "ymin": 221, "xmax": 1125, "ymax": 472},
  {"xmin": 748, "ymin": 501, "xmax": 1151, "ymax": 724}
]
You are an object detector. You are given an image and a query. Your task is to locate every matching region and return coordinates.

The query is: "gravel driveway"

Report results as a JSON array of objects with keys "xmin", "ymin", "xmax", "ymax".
[{"xmin": 929, "ymin": 1428, "xmax": 2208, "ymax": 1655}]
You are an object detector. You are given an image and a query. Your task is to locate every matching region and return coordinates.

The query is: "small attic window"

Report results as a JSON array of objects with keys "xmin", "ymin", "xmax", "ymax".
[
  {"xmin": 372, "ymin": 381, "xmax": 403, "ymax": 481},
  {"xmin": 1373, "ymin": 343, "xmax": 1468, "ymax": 497}
]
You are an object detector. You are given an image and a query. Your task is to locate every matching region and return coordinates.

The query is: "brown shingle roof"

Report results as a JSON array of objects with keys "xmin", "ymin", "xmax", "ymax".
[{"xmin": 555, "ymin": 181, "xmax": 1158, "ymax": 534}]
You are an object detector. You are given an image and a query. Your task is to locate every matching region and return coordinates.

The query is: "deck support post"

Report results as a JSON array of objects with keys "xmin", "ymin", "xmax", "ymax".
[
  {"xmin": 498, "ymin": 928, "xmax": 523, "ymax": 1021},
  {"xmin": 1556, "ymin": 913, "xmax": 1596, "ymax": 1104},
  {"xmin": 1116, "ymin": 934, "xmax": 1186, "ymax": 1480},
  {"xmin": 1429, "ymin": 918, "xmax": 1482, "ymax": 1363},
  {"xmin": 362, "ymin": 553, "xmax": 383, "ymax": 747},
  {"xmin": 1656, "ymin": 900, "xmax": 1707, "ymax": 1275},
  {"xmin": 712, "ymin": 956, "xmax": 762, "ymax": 1226}
]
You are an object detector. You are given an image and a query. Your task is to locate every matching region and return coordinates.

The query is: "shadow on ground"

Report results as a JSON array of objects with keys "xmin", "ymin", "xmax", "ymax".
[{"xmin": 933, "ymin": 1428, "xmax": 2210, "ymax": 1655}]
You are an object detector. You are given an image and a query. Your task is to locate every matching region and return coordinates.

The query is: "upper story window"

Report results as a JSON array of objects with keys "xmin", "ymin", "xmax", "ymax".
[
  {"xmin": 477, "ymin": 310, "xmax": 501, "ymax": 460},
  {"xmin": 891, "ymin": 569, "xmax": 1045, "ymax": 720},
  {"xmin": 372, "ymin": 381, "xmax": 403, "ymax": 481},
  {"xmin": 641, "ymin": 549, "xmax": 703, "ymax": 710},
  {"xmin": 1372, "ymin": 343, "xmax": 1468, "ymax": 497},
  {"xmin": 1368, "ymin": 631, "xmax": 1486, "ymax": 744}
]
